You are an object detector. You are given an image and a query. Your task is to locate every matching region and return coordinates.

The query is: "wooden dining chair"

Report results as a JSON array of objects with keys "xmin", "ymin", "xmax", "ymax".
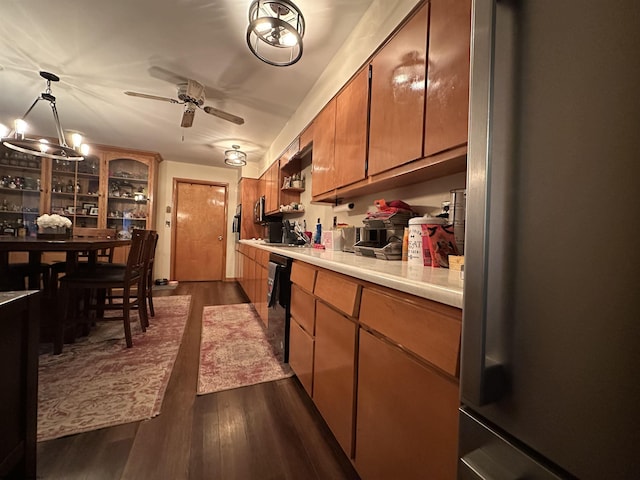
[
  {"xmin": 144, "ymin": 231, "xmax": 159, "ymax": 321},
  {"xmin": 56, "ymin": 229, "xmax": 150, "ymax": 354},
  {"xmin": 103, "ymin": 229, "xmax": 158, "ymax": 327},
  {"xmin": 6, "ymin": 258, "xmax": 51, "ymax": 291}
]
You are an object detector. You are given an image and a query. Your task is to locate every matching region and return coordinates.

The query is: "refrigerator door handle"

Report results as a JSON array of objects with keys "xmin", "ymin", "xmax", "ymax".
[{"xmin": 461, "ymin": 0, "xmax": 518, "ymax": 406}]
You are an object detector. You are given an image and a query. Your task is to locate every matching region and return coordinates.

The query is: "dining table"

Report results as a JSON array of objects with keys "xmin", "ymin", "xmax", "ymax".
[{"xmin": 0, "ymin": 236, "xmax": 132, "ymax": 291}]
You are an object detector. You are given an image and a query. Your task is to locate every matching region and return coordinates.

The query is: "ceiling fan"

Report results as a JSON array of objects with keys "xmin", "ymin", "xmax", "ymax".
[{"xmin": 124, "ymin": 79, "xmax": 244, "ymax": 127}]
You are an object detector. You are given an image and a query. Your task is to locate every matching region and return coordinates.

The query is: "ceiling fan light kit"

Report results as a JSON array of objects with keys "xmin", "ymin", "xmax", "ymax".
[
  {"xmin": 2, "ymin": 71, "xmax": 87, "ymax": 161},
  {"xmin": 246, "ymin": 0, "xmax": 305, "ymax": 67},
  {"xmin": 224, "ymin": 145, "xmax": 247, "ymax": 167}
]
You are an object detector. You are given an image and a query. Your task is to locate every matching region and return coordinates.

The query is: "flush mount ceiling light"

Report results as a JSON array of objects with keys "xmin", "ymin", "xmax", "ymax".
[
  {"xmin": 224, "ymin": 145, "xmax": 247, "ymax": 167},
  {"xmin": 246, "ymin": 0, "xmax": 305, "ymax": 67},
  {"xmin": 1, "ymin": 71, "xmax": 87, "ymax": 161}
]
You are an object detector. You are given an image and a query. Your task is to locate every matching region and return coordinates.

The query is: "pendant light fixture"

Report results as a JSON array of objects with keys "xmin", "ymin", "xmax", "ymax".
[
  {"xmin": 224, "ymin": 145, "xmax": 247, "ymax": 167},
  {"xmin": 1, "ymin": 71, "xmax": 86, "ymax": 161},
  {"xmin": 246, "ymin": 0, "xmax": 305, "ymax": 67}
]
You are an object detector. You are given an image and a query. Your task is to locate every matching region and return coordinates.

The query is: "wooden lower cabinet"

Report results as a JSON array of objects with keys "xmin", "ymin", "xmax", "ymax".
[
  {"xmin": 290, "ymin": 284, "xmax": 315, "ymax": 334},
  {"xmin": 0, "ymin": 291, "xmax": 39, "ymax": 479},
  {"xmin": 354, "ymin": 329, "xmax": 459, "ymax": 479},
  {"xmin": 288, "ymin": 316, "xmax": 314, "ymax": 396},
  {"xmin": 312, "ymin": 301, "xmax": 357, "ymax": 456},
  {"xmin": 256, "ymin": 261, "xmax": 268, "ymax": 326}
]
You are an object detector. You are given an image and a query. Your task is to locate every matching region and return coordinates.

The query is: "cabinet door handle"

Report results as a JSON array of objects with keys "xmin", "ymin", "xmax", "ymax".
[{"xmin": 218, "ymin": 235, "xmax": 223, "ymax": 241}]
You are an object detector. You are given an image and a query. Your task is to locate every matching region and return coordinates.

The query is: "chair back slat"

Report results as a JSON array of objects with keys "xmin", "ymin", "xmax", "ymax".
[
  {"xmin": 72, "ymin": 227, "xmax": 116, "ymax": 238},
  {"xmin": 125, "ymin": 229, "xmax": 150, "ymax": 281},
  {"xmin": 73, "ymin": 227, "xmax": 117, "ymax": 263}
]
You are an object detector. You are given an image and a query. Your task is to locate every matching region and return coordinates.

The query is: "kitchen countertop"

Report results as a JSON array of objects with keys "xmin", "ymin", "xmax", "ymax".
[
  {"xmin": 240, "ymin": 240, "xmax": 464, "ymax": 309},
  {"xmin": 0, "ymin": 290, "xmax": 39, "ymax": 308}
]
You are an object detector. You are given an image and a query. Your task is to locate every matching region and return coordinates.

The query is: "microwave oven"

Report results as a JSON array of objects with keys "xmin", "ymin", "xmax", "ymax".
[
  {"xmin": 254, "ymin": 196, "xmax": 265, "ymax": 224},
  {"xmin": 254, "ymin": 196, "xmax": 282, "ymax": 224}
]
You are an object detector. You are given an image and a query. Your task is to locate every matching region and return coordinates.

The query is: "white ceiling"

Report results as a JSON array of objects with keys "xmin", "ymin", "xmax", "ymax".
[{"xmin": 0, "ymin": 0, "xmax": 374, "ymax": 168}]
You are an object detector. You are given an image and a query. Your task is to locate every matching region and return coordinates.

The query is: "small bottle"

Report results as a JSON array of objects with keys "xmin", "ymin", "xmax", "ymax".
[{"xmin": 314, "ymin": 218, "xmax": 322, "ymax": 244}]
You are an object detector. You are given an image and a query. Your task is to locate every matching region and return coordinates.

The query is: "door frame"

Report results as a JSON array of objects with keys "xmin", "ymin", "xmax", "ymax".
[{"xmin": 170, "ymin": 177, "xmax": 229, "ymax": 281}]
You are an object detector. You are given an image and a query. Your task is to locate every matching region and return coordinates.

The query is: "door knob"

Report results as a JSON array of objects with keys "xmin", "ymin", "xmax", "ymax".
[{"xmin": 218, "ymin": 235, "xmax": 223, "ymax": 241}]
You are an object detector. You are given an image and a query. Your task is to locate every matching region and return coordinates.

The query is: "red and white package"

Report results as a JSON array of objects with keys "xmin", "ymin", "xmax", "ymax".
[{"xmin": 422, "ymin": 224, "xmax": 459, "ymax": 268}]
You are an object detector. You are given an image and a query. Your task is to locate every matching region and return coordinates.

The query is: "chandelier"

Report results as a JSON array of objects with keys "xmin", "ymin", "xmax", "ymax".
[
  {"xmin": 224, "ymin": 145, "xmax": 247, "ymax": 167},
  {"xmin": 1, "ymin": 71, "xmax": 87, "ymax": 161},
  {"xmin": 246, "ymin": 0, "xmax": 305, "ymax": 67}
]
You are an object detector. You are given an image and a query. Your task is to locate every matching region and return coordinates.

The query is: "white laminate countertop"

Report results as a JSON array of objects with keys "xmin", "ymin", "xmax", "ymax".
[{"xmin": 239, "ymin": 240, "xmax": 464, "ymax": 309}]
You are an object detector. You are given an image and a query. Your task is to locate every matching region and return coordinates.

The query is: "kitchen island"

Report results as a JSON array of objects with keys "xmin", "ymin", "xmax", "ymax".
[
  {"xmin": 236, "ymin": 239, "xmax": 463, "ymax": 479},
  {"xmin": 239, "ymin": 239, "xmax": 464, "ymax": 308}
]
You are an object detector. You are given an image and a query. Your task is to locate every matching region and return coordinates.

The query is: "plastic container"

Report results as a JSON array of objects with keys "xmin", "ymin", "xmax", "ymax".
[{"xmin": 408, "ymin": 216, "xmax": 446, "ymax": 265}]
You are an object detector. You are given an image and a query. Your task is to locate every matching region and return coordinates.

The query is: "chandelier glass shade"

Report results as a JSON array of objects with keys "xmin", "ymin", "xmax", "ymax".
[
  {"xmin": 246, "ymin": 0, "xmax": 305, "ymax": 67},
  {"xmin": 224, "ymin": 145, "xmax": 247, "ymax": 167},
  {"xmin": 1, "ymin": 71, "xmax": 86, "ymax": 161}
]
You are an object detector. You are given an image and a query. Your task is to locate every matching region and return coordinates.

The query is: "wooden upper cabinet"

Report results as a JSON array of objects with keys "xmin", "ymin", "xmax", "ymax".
[
  {"xmin": 239, "ymin": 177, "xmax": 262, "ymax": 239},
  {"xmin": 300, "ymin": 123, "xmax": 314, "ymax": 151},
  {"xmin": 334, "ymin": 67, "xmax": 369, "ymax": 189},
  {"xmin": 368, "ymin": 3, "xmax": 429, "ymax": 176},
  {"xmin": 280, "ymin": 138, "xmax": 300, "ymax": 168},
  {"xmin": 265, "ymin": 160, "xmax": 280, "ymax": 214},
  {"xmin": 311, "ymin": 98, "xmax": 337, "ymax": 197},
  {"xmin": 424, "ymin": 0, "xmax": 471, "ymax": 156}
]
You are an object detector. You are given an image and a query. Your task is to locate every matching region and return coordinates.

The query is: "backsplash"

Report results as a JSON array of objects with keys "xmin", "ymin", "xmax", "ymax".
[{"xmin": 291, "ymin": 164, "xmax": 466, "ymax": 233}]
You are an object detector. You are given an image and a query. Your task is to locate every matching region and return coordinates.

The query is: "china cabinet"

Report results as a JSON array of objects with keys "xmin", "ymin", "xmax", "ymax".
[
  {"xmin": 0, "ymin": 143, "xmax": 160, "ymax": 262},
  {"xmin": 0, "ymin": 147, "xmax": 45, "ymax": 237},
  {"xmin": 49, "ymin": 155, "xmax": 101, "ymax": 228},
  {"xmin": 102, "ymin": 149, "xmax": 158, "ymax": 234}
]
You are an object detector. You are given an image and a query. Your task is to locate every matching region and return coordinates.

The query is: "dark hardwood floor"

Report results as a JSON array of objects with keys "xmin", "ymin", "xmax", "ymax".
[{"xmin": 37, "ymin": 281, "xmax": 360, "ymax": 480}]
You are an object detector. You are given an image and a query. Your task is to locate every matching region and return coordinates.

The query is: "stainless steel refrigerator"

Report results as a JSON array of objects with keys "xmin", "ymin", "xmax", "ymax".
[{"xmin": 459, "ymin": 1, "xmax": 640, "ymax": 478}]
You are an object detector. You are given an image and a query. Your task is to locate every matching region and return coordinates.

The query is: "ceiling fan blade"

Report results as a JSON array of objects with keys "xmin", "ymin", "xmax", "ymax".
[
  {"xmin": 124, "ymin": 91, "xmax": 180, "ymax": 104},
  {"xmin": 203, "ymin": 106, "xmax": 245, "ymax": 125},
  {"xmin": 181, "ymin": 108, "xmax": 195, "ymax": 128}
]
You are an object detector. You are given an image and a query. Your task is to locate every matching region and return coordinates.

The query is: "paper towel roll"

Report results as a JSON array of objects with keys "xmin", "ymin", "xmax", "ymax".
[{"xmin": 332, "ymin": 203, "xmax": 354, "ymax": 213}]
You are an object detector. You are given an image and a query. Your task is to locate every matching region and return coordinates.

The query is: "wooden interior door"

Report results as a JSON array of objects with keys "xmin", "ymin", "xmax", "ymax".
[{"xmin": 171, "ymin": 179, "xmax": 227, "ymax": 281}]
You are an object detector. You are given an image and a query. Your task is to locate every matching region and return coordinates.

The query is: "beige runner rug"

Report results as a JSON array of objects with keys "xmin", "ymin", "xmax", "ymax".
[
  {"xmin": 197, "ymin": 303, "xmax": 293, "ymax": 395},
  {"xmin": 37, "ymin": 295, "xmax": 191, "ymax": 442}
]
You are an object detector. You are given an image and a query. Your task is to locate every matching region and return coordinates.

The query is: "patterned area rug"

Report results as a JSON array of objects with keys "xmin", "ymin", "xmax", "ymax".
[
  {"xmin": 37, "ymin": 295, "xmax": 191, "ymax": 442},
  {"xmin": 197, "ymin": 303, "xmax": 293, "ymax": 395}
]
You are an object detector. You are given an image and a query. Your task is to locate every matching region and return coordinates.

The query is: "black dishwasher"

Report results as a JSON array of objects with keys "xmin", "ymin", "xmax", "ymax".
[{"xmin": 267, "ymin": 253, "xmax": 292, "ymax": 363}]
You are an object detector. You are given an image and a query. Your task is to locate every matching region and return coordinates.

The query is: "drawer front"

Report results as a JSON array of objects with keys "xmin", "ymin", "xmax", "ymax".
[
  {"xmin": 359, "ymin": 287, "xmax": 462, "ymax": 377},
  {"xmin": 291, "ymin": 261, "xmax": 317, "ymax": 292},
  {"xmin": 289, "ymin": 317, "xmax": 315, "ymax": 396},
  {"xmin": 314, "ymin": 270, "xmax": 361, "ymax": 318},
  {"xmin": 245, "ymin": 245, "xmax": 257, "ymax": 260},
  {"xmin": 290, "ymin": 284, "xmax": 315, "ymax": 335},
  {"xmin": 256, "ymin": 249, "xmax": 270, "ymax": 268}
]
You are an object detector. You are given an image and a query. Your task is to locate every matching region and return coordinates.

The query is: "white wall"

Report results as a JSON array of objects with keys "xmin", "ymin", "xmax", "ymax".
[
  {"xmin": 154, "ymin": 159, "xmax": 240, "ymax": 281},
  {"xmin": 290, "ymin": 167, "xmax": 466, "ymax": 237}
]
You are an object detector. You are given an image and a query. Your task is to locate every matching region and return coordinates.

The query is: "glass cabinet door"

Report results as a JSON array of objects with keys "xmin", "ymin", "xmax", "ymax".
[
  {"xmin": 50, "ymin": 155, "xmax": 101, "ymax": 228},
  {"xmin": 105, "ymin": 157, "xmax": 150, "ymax": 236},
  {"xmin": 0, "ymin": 145, "xmax": 44, "ymax": 237}
]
